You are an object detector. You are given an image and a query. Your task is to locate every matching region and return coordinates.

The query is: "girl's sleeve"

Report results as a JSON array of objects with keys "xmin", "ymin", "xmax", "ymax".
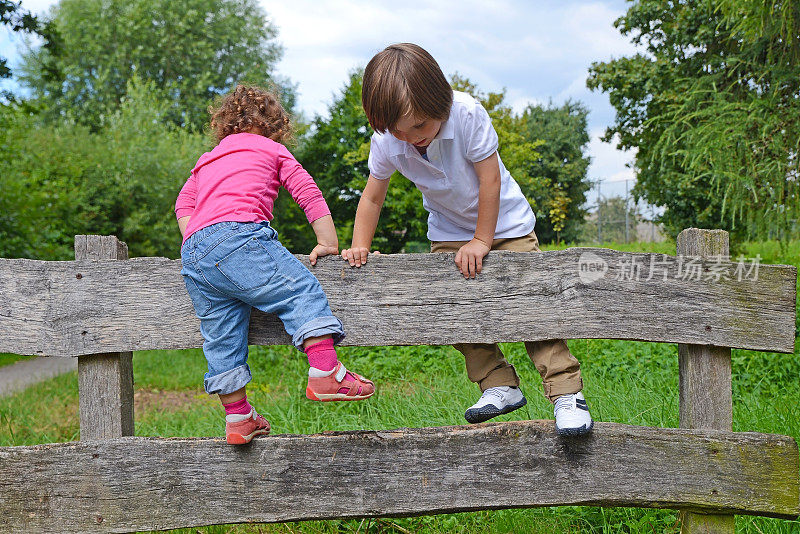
[
  {"xmin": 175, "ymin": 172, "xmax": 197, "ymax": 219},
  {"xmin": 277, "ymin": 146, "xmax": 331, "ymax": 223},
  {"xmin": 462, "ymin": 99, "xmax": 499, "ymax": 163}
]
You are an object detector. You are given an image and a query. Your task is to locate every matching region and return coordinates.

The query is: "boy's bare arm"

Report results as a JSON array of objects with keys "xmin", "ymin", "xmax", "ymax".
[
  {"xmin": 178, "ymin": 216, "xmax": 191, "ymax": 237},
  {"xmin": 472, "ymin": 153, "xmax": 502, "ymax": 244},
  {"xmin": 455, "ymin": 152, "xmax": 501, "ymax": 279},
  {"xmin": 342, "ymin": 174, "xmax": 390, "ymax": 267},
  {"xmin": 309, "ymin": 214, "xmax": 339, "ymax": 266}
]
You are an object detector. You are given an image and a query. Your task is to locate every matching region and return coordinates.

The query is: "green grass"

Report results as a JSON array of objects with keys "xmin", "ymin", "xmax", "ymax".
[
  {"xmin": 0, "ymin": 353, "xmax": 34, "ymax": 368},
  {"xmin": 2, "ymin": 341, "xmax": 797, "ymax": 533},
  {"xmin": 542, "ymin": 239, "xmax": 677, "ymax": 255},
  {"xmin": 0, "ymin": 238, "xmax": 798, "ymax": 533}
]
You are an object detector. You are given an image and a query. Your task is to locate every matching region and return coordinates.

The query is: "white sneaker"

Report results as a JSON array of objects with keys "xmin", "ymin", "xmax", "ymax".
[
  {"xmin": 464, "ymin": 386, "xmax": 527, "ymax": 424},
  {"xmin": 554, "ymin": 392, "xmax": 594, "ymax": 436}
]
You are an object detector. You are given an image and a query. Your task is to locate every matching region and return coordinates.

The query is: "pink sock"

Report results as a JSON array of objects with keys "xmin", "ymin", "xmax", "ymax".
[
  {"xmin": 305, "ymin": 338, "xmax": 357, "ymax": 391},
  {"xmin": 305, "ymin": 338, "xmax": 338, "ymax": 371},
  {"xmin": 223, "ymin": 395, "xmax": 252, "ymax": 416}
]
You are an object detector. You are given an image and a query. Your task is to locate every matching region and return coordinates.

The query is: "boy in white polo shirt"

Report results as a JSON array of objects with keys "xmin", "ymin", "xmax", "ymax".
[{"xmin": 341, "ymin": 43, "xmax": 593, "ymax": 436}]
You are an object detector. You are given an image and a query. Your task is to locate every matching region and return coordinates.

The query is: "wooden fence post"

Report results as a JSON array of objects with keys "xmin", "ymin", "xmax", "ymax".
[
  {"xmin": 677, "ymin": 228, "xmax": 735, "ymax": 534},
  {"xmin": 75, "ymin": 235, "xmax": 134, "ymax": 440}
]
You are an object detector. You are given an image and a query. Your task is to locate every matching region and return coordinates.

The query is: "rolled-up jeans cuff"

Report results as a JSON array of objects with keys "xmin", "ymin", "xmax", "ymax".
[
  {"xmin": 204, "ymin": 364, "xmax": 252, "ymax": 395},
  {"xmin": 292, "ymin": 316, "xmax": 346, "ymax": 350}
]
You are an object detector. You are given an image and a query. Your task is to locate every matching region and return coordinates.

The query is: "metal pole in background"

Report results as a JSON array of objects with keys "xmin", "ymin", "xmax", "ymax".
[
  {"xmin": 597, "ymin": 180, "xmax": 602, "ymax": 243},
  {"xmin": 651, "ymin": 205, "xmax": 656, "ymax": 243},
  {"xmin": 624, "ymin": 179, "xmax": 630, "ymax": 244}
]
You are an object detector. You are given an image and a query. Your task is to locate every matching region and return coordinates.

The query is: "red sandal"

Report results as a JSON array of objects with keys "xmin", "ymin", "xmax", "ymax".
[
  {"xmin": 306, "ymin": 362, "xmax": 375, "ymax": 401},
  {"xmin": 225, "ymin": 409, "xmax": 270, "ymax": 445}
]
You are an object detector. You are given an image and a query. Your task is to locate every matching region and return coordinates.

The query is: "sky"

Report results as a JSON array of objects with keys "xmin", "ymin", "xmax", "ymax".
[{"xmin": 1, "ymin": 0, "xmax": 642, "ymax": 204}]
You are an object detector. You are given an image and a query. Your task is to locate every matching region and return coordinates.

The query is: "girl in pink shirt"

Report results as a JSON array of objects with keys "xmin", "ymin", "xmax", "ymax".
[{"xmin": 176, "ymin": 85, "xmax": 374, "ymax": 445}]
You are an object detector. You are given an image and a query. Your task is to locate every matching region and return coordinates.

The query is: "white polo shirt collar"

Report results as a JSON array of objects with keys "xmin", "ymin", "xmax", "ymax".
[
  {"xmin": 368, "ymin": 91, "xmax": 536, "ymax": 241},
  {"xmin": 386, "ymin": 115, "xmax": 456, "ymax": 158}
]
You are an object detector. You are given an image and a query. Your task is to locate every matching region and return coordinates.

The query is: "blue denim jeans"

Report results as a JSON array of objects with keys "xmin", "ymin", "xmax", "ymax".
[{"xmin": 180, "ymin": 221, "xmax": 345, "ymax": 395}]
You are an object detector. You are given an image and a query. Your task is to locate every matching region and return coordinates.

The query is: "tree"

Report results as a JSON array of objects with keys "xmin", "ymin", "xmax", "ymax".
[
  {"xmin": 17, "ymin": 0, "xmax": 291, "ymax": 130},
  {"xmin": 0, "ymin": 105, "xmax": 52, "ymax": 258},
  {"xmin": 293, "ymin": 70, "xmax": 427, "ymax": 254},
  {"xmin": 451, "ymin": 74, "xmax": 591, "ymax": 244},
  {"xmin": 587, "ymin": 0, "xmax": 800, "ymax": 242},
  {"xmin": 78, "ymin": 78, "xmax": 209, "ymax": 257},
  {"xmin": 0, "ymin": 77, "xmax": 207, "ymax": 260},
  {"xmin": 293, "ymin": 71, "xmax": 591, "ymax": 253},
  {"xmin": 521, "ymin": 101, "xmax": 591, "ymax": 243},
  {"xmin": 0, "ymin": 1, "xmax": 45, "ymax": 81},
  {"xmin": 580, "ymin": 196, "xmax": 641, "ymax": 244}
]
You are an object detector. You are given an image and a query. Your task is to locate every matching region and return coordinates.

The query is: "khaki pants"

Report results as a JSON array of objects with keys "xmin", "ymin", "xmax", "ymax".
[{"xmin": 431, "ymin": 231, "xmax": 583, "ymax": 402}]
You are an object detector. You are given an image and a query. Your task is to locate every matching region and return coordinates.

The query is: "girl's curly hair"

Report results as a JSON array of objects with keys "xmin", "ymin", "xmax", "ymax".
[{"xmin": 208, "ymin": 85, "xmax": 293, "ymax": 144}]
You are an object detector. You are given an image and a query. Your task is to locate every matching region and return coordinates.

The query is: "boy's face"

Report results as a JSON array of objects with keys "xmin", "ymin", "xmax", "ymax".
[{"xmin": 391, "ymin": 113, "xmax": 443, "ymax": 148}]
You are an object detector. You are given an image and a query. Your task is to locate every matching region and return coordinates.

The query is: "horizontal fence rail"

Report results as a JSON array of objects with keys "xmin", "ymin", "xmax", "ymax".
[
  {"xmin": 0, "ymin": 422, "xmax": 797, "ymax": 533},
  {"xmin": 1, "ymin": 232, "xmax": 797, "ymax": 534},
  {"xmin": 0, "ymin": 248, "xmax": 795, "ymax": 357}
]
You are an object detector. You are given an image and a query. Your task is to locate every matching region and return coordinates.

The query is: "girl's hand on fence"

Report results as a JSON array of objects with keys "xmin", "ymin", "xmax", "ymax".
[
  {"xmin": 341, "ymin": 247, "xmax": 379, "ymax": 267},
  {"xmin": 455, "ymin": 239, "xmax": 490, "ymax": 279},
  {"xmin": 309, "ymin": 244, "xmax": 339, "ymax": 266}
]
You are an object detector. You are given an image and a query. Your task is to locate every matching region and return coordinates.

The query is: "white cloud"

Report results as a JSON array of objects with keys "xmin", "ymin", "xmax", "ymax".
[
  {"xmin": 264, "ymin": 0, "xmax": 641, "ymax": 186},
  {"xmin": 4, "ymin": 0, "xmax": 642, "ymax": 187},
  {"xmin": 0, "ymin": 29, "xmax": 16, "ymax": 58},
  {"xmin": 556, "ymin": 74, "xmax": 590, "ymax": 102},
  {"xmin": 587, "ymin": 128, "xmax": 636, "ymax": 183},
  {"xmin": 565, "ymin": 2, "xmax": 636, "ymax": 56},
  {"xmin": 18, "ymin": 0, "xmax": 57, "ymax": 14}
]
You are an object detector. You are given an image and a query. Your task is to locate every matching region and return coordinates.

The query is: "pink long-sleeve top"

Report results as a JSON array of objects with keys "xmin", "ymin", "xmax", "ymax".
[{"xmin": 175, "ymin": 133, "xmax": 331, "ymax": 242}]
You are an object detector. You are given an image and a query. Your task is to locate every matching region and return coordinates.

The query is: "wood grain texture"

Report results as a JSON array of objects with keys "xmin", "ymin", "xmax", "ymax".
[
  {"xmin": 77, "ymin": 354, "xmax": 134, "ymax": 439},
  {"xmin": 677, "ymin": 229, "xmax": 734, "ymax": 431},
  {"xmin": 0, "ymin": 247, "xmax": 795, "ymax": 357},
  {"xmin": 75, "ymin": 236, "xmax": 134, "ymax": 440},
  {"xmin": 677, "ymin": 229, "xmax": 734, "ymax": 533},
  {"xmin": 679, "ymin": 513, "xmax": 736, "ymax": 533},
  {"xmin": 74, "ymin": 235, "xmax": 128, "ymax": 262},
  {"xmin": 678, "ymin": 344, "xmax": 733, "ymax": 430},
  {"xmin": 0, "ymin": 421, "xmax": 796, "ymax": 533}
]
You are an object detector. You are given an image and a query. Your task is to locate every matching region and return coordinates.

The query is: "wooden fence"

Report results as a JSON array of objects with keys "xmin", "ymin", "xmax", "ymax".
[{"xmin": 0, "ymin": 228, "xmax": 797, "ymax": 533}]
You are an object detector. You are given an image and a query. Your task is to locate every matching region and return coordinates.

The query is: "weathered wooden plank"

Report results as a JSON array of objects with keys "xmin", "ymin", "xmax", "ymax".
[
  {"xmin": 678, "ymin": 345, "xmax": 733, "ymax": 430},
  {"xmin": 677, "ymin": 229, "xmax": 734, "ymax": 430},
  {"xmin": 680, "ymin": 514, "xmax": 736, "ymax": 533},
  {"xmin": 77, "ymin": 354, "xmax": 134, "ymax": 439},
  {"xmin": 75, "ymin": 236, "xmax": 134, "ymax": 440},
  {"xmin": 0, "ymin": 248, "xmax": 795, "ymax": 357},
  {"xmin": 0, "ymin": 422, "xmax": 796, "ymax": 533},
  {"xmin": 677, "ymin": 229, "xmax": 735, "ymax": 533}
]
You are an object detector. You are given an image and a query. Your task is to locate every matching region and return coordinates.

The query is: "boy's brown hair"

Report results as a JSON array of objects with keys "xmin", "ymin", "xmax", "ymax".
[
  {"xmin": 209, "ymin": 85, "xmax": 293, "ymax": 144},
  {"xmin": 362, "ymin": 43, "xmax": 453, "ymax": 133}
]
